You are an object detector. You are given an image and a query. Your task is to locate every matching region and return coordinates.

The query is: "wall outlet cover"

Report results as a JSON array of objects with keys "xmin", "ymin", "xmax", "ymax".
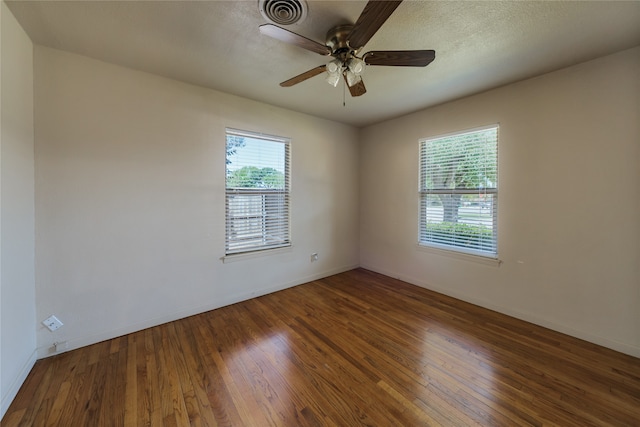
[{"xmin": 42, "ymin": 315, "xmax": 63, "ymax": 331}]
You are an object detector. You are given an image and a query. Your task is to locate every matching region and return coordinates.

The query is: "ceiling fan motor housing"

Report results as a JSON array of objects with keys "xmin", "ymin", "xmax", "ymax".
[
  {"xmin": 326, "ymin": 25, "xmax": 356, "ymax": 62},
  {"xmin": 326, "ymin": 25, "xmax": 356, "ymax": 58}
]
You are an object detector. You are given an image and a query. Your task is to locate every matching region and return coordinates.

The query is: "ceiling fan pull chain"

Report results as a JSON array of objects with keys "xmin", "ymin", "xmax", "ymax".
[{"xmin": 343, "ymin": 78, "xmax": 346, "ymax": 107}]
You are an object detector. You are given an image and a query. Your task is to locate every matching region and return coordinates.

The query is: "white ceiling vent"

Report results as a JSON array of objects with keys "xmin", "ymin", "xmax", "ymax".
[{"xmin": 259, "ymin": 0, "xmax": 307, "ymax": 26}]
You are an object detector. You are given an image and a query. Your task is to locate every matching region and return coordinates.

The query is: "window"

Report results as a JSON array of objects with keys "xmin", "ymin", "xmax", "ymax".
[
  {"xmin": 419, "ymin": 125, "xmax": 498, "ymax": 257},
  {"xmin": 225, "ymin": 128, "xmax": 290, "ymax": 255}
]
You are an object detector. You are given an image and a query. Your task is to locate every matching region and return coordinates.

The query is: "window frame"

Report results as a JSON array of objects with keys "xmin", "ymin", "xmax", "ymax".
[
  {"xmin": 418, "ymin": 124, "xmax": 499, "ymax": 259},
  {"xmin": 224, "ymin": 128, "xmax": 291, "ymax": 257}
]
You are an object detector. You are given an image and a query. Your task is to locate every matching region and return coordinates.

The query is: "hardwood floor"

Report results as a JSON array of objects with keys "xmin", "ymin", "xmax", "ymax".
[{"xmin": 3, "ymin": 268, "xmax": 640, "ymax": 426}]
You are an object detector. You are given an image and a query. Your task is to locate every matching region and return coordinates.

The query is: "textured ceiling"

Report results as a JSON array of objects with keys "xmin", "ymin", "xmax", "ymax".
[{"xmin": 6, "ymin": 0, "xmax": 640, "ymax": 127}]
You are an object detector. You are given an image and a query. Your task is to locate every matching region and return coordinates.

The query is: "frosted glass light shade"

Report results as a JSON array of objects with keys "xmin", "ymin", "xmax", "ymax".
[
  {"xmin": 347, "ymin": 58, "xmax": 365, "ymax": 75},
  {"xmin": 327, "ymin": 60, "xmax": 341, "ymax": 74},
  {"xmin": 345, "ymin": 70, "xmax": 361, "ymax": 87},
  {"xmin": 326, "ymin": 72, "xmax": 340, "ymax": 87}
]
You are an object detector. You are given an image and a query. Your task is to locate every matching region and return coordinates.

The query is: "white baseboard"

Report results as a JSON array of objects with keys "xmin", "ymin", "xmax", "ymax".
[
  {"xmin": 361, "ymin": 264, "xmax": 640, "ymax": 359},
  {"xmin": 37, "ymin": 263, "xmax": 359, "ymax": 359},
  {"xmin": 1, "ymin": 349, "xmax": 37, "ymax": 419}
]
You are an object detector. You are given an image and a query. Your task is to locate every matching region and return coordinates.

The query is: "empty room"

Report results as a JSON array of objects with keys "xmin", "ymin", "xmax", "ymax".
[{"xmin": 1, "ymin": 0, "xmax": 639, "ymax": 425}]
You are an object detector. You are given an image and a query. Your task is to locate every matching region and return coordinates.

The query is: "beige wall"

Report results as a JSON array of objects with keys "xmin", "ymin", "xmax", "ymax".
[
  {"xmin": 359, "ymin": 46, "xmax": 640, "ymax": 357},
  {"xmin": 30, "ymin": 45, "xmax": 640, "ymax": 359},
  {"xmin": 34, "ymin": 46, "xmax": 360, "ymax": 358},
  {"xmin": 0, "ymin": 2, "xmax": 36, "ymax": 417}
]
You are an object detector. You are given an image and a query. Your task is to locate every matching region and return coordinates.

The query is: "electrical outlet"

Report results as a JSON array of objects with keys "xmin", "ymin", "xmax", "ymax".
[
  {"xmin": 42, "ymin": 315, "xmax": 63, "ymax": 332},
  {"xmin": 311, "ymin": 253, "xmax": 319, "ymax": 262}
]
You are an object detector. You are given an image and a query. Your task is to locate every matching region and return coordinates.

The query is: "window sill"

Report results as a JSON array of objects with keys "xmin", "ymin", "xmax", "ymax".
[
  {"xmin": 221, "ymin": 245, "xmax": 292, "ymax": 263},
  {"xmin": 416, "ymin": 244, "xmax": 502, "ymax": 267}
]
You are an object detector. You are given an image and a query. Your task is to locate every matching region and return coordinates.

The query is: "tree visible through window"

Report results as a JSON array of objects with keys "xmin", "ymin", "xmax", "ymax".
[
  {"xmin": 419, "ymin": 126, "xmax": 498, "ymax": 257},
  {"xmin": 225, "ymin": 129, "xmax": 290, "ymax": 255}
]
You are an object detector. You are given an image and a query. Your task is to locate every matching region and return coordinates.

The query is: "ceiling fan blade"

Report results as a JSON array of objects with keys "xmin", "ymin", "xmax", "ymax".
[
  {"xmin": 280, "ymin": 65, "xmax": 327, "ymax": 87},
  {"xmin": 260, "ymin": 24, "xmax": 331, "ymax": 56},
  {"xmin": 345, "ymin": 75, "xmax": 367, "ymax": 97},
  {"xmin": 364, "ymin": 50, "xmax": 436, "ymax": 67},
  {"xmin": 348, "ymin": 0, "xmax": 403, "ymax": 50}
]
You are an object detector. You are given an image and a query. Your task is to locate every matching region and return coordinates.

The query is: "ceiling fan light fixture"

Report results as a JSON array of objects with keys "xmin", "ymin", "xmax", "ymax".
[
  {"xmin": 326, "ymin": 59, "xmax": 341, "ymax": 74},
  {"xmin": 347, "ymin": 57, "xmax": 365, "ymax": 75},
  {"xmin": 326, "ymin": 72, "xmax": 341, "ymax": 87},
  {"xmin": 325, "ymin": 59, "xmax": 343, "ymax": 87},
  {"xmin": 345, "ymin": 69, "xmax": 362, "ymax": 87}
]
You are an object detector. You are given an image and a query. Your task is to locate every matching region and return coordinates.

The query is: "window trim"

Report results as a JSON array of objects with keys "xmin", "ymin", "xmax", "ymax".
[
  {"xmin": 224, "ymin": 128, "xmax": 291, "ymax": 256},
  {"xmin": 221, "ymin": 245, "xmax": 293, "ymax": 263},
  {"xmin": 418, "ymin": 124, "xmax": 499, "ymax": 258},
  {"xmin": 416, "ymin": 243, "xmax": 502, "ymax": 267}
]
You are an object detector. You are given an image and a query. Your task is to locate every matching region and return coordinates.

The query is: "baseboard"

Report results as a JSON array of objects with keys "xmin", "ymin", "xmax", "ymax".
[
  {"xmin": 37, "ymin": 263, "xmax": 359, "ymax": 359},
  {"xmin": 1, "ymin": 349, "xmax": 37, "ymax": 419},
  {"xmin": 361, "ymin": 264, "xmax": 640, "ymax": 359}
]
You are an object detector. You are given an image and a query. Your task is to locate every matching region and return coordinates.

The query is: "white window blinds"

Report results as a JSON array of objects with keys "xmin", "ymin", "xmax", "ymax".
[
  {"xmin": 225, "ymin": 128, "xmax": 290, "ymax": 255},
  {"xmin": 419, "ymin": 125, "xmax": 498, "ymax": 257}
]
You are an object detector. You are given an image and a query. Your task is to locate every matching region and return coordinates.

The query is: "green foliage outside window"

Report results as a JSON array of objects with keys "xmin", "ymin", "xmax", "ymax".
[
  {"xmin": 226, "ymin": 166, "xmax": 285, "ymax": 189},
  {"xmin": 423, "ymin": 222, "xmax": 493, "ymax": 250}
]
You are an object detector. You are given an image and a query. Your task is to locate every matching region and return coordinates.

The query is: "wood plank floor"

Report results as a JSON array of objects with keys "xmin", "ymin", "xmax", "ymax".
[{"xmin": 3, "ymin": 268, "xmax": 640, "ymax": 426}]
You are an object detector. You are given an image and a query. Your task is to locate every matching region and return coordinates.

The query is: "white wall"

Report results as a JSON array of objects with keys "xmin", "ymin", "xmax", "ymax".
[
  {"xmin": 0, "ymin": 2, "xmax": 36, "ymax": 417},
  {"xmin": 359, "ymin": 47, "xmax": 640, "ymax": 357},
  {"xmin": 34, "ymin": 46, "xmax": 360, "ymax": 357}
]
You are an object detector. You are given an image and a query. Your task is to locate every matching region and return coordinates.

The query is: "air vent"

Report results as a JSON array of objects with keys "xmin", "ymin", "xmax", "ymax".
[{"xmin": 259, "ymin": 0, "xmax": 307, "ymax": 26}]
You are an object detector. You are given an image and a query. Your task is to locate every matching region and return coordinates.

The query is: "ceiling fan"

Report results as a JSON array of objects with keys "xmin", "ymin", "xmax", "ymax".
[{"xmin": 259, "ymin": 0, "xmax": 435, "ymax": 97}]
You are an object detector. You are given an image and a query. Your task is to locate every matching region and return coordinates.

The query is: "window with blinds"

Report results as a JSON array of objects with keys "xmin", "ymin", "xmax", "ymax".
[
  {"xmin": 225, "ymin": 128, "xmax": 290, "ymax": 255},
  {"xmin": 419, "ymin": 125, "xmax": 498, "ymax": 257}
]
